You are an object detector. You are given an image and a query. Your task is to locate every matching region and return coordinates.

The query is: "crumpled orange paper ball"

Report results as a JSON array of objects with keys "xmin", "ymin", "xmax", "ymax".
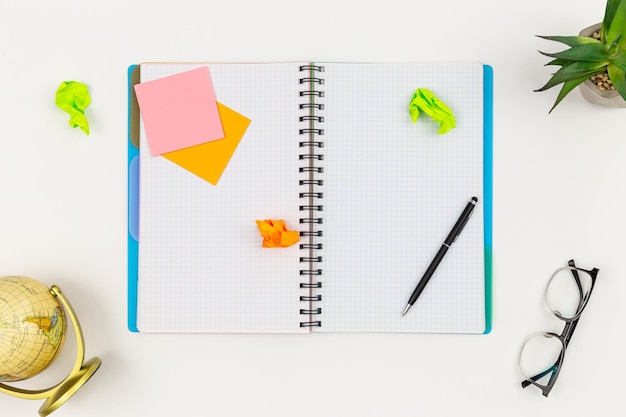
[{"xmin": 255, "ymin": 220, "xmax": 300, "ymax": 248}]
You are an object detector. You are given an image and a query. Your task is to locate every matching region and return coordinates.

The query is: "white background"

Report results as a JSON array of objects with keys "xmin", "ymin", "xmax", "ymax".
[{"xmin": 0, "ymin": 0, "xmax": 623, "ymax": 416}]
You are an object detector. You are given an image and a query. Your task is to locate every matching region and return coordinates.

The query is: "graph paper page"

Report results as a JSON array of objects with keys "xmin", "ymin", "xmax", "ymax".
[
  {"xmin": 316, "ymin": 63, "xmax": 486, "ymax": 333},
  {"xmin": 136, "ymin": 63, "xmax": 308, "ymax": 333}
]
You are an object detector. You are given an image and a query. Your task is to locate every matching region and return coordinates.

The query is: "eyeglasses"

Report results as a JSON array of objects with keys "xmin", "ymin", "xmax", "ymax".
[{"xmin": 519, "ymin": 259, "xmax": 599, "ymax": 397}]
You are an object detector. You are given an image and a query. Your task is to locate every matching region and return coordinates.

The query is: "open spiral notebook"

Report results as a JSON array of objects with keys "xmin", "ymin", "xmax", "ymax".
[{"xmin": 128, "ymin": 62, "xmax": 493, "ymax": 334}]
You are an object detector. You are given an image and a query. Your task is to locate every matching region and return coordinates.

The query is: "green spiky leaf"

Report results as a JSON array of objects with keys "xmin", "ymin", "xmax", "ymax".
[
  {"xmin": 541, "ymin": 43, "xmax": 610, "ymax": 61},
  {"xmin": 544, "ymin": 58, "xmax": 576, "ymax": 67},
  {"xmin": 604, "ymin": 0, "xmax": 626, "ymax": 46},
  {"xmin": 613, "ymin": 53, "xmax": 626, "ymax": 72},
  {"xmin": 536, "ymin": 61, "xmax": 608, "ymax": 92},
  {"xmin": 537, "ymin": 35, "xmax": 602, "ymax": 46},
  {"xmin": 603, "ymin": 0, "xmax": 622, "ymax": 43},
  {"xmin": 608, "ymin": 63, "xmax": 626, "ymax": 99},
  {"xmin": 549, "ymin": 75, "xmax": 591, "ymax": 113}
]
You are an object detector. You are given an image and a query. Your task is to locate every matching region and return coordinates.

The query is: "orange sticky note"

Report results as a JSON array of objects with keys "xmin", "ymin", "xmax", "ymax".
[
  {"xmin": 134, "ymin": 67, "xmax": 225, "ymax": 156},
  {"xmin": 162, "ymin": 103, "xmax": 251, "ymax": 185},
  {"xmin": 255, "ymin": 220, "xmax": 300, "ymax": 248}
]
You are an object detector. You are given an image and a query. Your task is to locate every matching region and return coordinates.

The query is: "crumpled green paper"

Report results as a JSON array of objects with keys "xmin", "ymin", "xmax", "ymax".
[
  {"xmin": 55, "ymin": 81, "xmax": 91, "ymax": 135},
  {"xmin": 409, "ymin": 88, "xmax": 456, "ymax": 134}
]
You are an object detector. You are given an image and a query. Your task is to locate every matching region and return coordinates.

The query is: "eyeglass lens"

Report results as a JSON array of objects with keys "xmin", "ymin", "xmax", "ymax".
[
  {"xmin": 546, "ymin": 267, "xmax": 593, "ymax": 320},
  {"xmin": 520, "ymin": 332, "xmax": 563, "ymax": 383}
]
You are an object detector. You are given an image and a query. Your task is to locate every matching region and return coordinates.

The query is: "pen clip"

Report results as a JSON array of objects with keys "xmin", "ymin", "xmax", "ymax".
[
  {"xmin": 445, "ymin": 197, "xmax": 477, "ymax": 245},
  {"xmin": 453, "ymin": 210, "xmax": 473, "ymax": 243}
]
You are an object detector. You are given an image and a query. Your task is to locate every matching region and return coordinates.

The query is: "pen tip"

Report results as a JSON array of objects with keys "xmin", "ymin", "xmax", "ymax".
[{"xmin": 402, "ymin": 304, "xmax": 411, "ymax": 317}]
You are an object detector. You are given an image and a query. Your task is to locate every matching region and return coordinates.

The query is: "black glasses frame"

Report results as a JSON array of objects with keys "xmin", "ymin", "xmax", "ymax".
[{"xmin": 520, "ymin": 259, "xmax": 599, "ymax": 397}]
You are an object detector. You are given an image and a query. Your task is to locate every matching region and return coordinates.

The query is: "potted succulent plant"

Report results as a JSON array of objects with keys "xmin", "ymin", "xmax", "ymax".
[{"xmin": 536, "ymin": 0, "xmax": 626, "ymax": 111}]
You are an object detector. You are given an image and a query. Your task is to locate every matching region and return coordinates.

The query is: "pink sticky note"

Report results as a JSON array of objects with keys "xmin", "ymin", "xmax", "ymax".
[{"xmin": 134, "ymin": 67, "xmax": 225, "ymax": 156}]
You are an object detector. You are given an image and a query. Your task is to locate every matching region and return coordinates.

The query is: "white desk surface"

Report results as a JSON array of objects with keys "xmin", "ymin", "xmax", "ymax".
[{"xmin": 1, "ymin": 1, "xmax": 623, "ymax": 416}]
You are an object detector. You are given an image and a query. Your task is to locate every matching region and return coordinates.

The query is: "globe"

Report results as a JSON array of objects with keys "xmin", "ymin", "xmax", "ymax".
[
  {"xmin": 0, "ymin": 276, "xmax": 101, "ymax": 416},
  {"xmin": 0, "ymin": 276, "xmax": 65, "ymax": 382}
]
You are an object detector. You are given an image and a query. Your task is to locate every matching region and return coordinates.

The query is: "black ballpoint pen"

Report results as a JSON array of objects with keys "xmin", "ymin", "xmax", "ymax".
[{"xmin": 402, "ymin": 197, "xmax": 478, "ymax": 317}]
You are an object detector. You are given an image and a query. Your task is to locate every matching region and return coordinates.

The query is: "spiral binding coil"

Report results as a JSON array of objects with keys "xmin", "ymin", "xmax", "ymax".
[{"xmin": 298, "ymin": 64, "xmax": 325, "ymax": 328}]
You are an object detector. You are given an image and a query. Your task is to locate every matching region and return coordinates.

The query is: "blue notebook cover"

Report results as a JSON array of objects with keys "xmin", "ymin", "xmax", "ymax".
[{"xmin": 127, "ymin": 63, "xmax": 494, "ymax": 333}]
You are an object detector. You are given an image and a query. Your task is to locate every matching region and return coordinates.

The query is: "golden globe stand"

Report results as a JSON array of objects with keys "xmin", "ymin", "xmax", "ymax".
[{"xmin": 0, "ymin": 285, "xmax": 102, "ymax": 416}]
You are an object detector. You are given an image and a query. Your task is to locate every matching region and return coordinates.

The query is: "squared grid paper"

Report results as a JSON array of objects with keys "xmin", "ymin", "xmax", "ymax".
[
  {"xmin": 137, "ymin": 62, "xmax": 310, "ymax": 333},
  {"xmin": 315, "ymin": 63, "xmax": 486, "ymax": 333}
]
